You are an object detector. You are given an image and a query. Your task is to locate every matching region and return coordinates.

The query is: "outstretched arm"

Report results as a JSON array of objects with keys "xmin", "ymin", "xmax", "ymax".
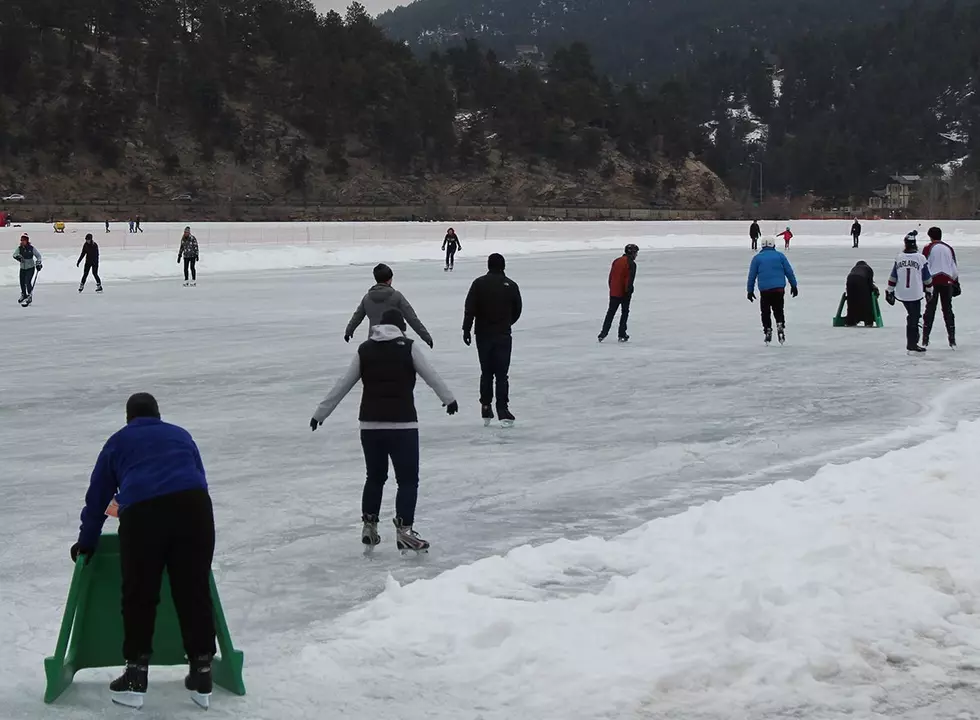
[{"xmin": 313, "ymin": 355, "xmax": 361, "ymax": 424}]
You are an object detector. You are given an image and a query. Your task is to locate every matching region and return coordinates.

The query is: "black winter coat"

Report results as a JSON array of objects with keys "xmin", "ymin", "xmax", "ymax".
[{"xmin": 463, "ymin": 270, "xmax": 522, "ymax": 337}]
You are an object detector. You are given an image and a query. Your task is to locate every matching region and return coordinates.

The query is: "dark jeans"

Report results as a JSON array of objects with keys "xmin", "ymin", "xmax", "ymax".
[
  {"xmin": 902, "ymin": 299, "xmax": 922, "ymax": 348},
  {"xmin": 183, "ymin": 257, "xmax": 197, "ymax": 281},
  {"xmin": 118, "ymin": 489, "xmax": 216, "ymax": 662},
  {"xmin": 760, "ymin": 290, "xmax": 786, "ymax": 330},
  {"xmin": 476, "ymin": 334, "xmax": 513, "ymax": 409},
  {"xmin": 360, "ymin": 429, "xmax": 420, "ymax": 525},
  {"xmin": 600, "ymin": 295, "xmax": 631, "ymax": 339},
  {"xmin": 852, "ymin": 235, "xmax": 860, "ymax": 248},
  {"xmin": 751, "ymin": 238, "xmax": 758, "ymax": 250},
  {"xmin": 923, "ymin": 285, "xmax": 955, "ymax": 342},
  {"xmin": 19, "ymin": 268, "xmax": 34, "ymax": 296},
  {"xmin": 445, "ymin": 247, "xmax": 456, "ymax": 268},
  {"xmin": 81, "ymin": 263, "xmax": 101, "ymax": 286}
]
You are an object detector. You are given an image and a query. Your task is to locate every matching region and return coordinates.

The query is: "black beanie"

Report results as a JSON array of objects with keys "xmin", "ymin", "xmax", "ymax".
[
  {"xmin": 928, "ymin": 227, "xmax": 942, "ymax": 241},
  {"xmin": 85, "ymin": 233, "xmax": 93, "ymax": 240},
  {"xmin": 374, "ymin": 263, "xmax": 393, "ymax": 283},
  {"xmin": 488, "ymin": 253, "xmax": 505, "ymax": 272},
  {"xmin": 126, "ymin": 393, "xmax": 161, "ymax": 422},
  {"xmin": 380, "ymin": 308, "xmax": 407, "ymax": 331}
]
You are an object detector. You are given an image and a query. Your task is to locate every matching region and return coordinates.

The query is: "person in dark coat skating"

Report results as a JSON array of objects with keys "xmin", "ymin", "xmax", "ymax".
[
  {"xmin": 844, "ymin": 261, "xmax": 877, "ymax": 326},
  {"xmin": 442, "ymin": 228, "xmax": 461, "ymax": 271},
  {"xmin": 77, "ymin": 233, "xmax": 103, "ymax": 293}
]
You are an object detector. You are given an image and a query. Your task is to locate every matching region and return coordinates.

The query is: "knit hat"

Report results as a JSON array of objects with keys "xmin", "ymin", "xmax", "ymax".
[
  {"xmin": 380, "ymin": 308, "xmax": 406, "ymax": 331},
  {"xmin": 488, "ymin": 253, "xmax": 505, "ymax": 271},
  {"xmin": 126, "ymin": 393, "xmax": 161, "ymax": 422}
]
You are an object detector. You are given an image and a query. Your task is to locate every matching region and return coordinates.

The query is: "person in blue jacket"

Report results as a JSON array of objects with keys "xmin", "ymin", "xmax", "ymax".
[
  {"xmin": 747, "ymin": 237, "xmax": 799, "ymax": 344},
  {"xmin": 71, "ymin": 393, "xmax": 216, "ymax": 710}
]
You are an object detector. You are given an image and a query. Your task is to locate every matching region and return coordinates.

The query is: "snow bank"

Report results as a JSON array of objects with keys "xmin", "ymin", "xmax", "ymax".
[
  {"xmin": 302, "ymin": 422, "xmax": 980, "ymax": 719},
  {"xmin": 5, "ymin": 219, "xmax": 980, "ymax": 287}
]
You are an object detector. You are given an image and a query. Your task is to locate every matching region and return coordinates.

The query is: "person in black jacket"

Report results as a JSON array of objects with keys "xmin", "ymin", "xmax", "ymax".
[
  {"xmin": 77, "ymin": 233, "xmax": 103, "ymax": 293},
  {"xmin": 845, "ymin": 261, "xmax": 878, "ymax": 326},
  {"xmin": 851, "ymin": 219, "xmax": 862, "ymax": 248},
  {"xmin": 442, "ymin": 228, "xmax": 461, "ymax": 271},
  {"xmin": 750, "ymin": 220, "xmax": 762, "ymax": 250},
  {"xmin": 462, "ymin": 253, "xmax": 522, "ymax": 426}
]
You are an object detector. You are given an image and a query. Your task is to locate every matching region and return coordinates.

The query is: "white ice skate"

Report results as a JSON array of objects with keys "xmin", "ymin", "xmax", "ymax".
[
  {"xmin": 394, "ymin": 518, "xmax": 429, "ymax": 553},
  {"xmin": 361, "ymin": 514, "xmax": 381, "ymax": 546}
]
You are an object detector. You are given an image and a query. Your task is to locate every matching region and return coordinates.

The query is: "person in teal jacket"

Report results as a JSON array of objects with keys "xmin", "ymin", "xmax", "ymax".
[{"xmin": 747, "ymin": 237, "xmax": 798, "ymax": 344}]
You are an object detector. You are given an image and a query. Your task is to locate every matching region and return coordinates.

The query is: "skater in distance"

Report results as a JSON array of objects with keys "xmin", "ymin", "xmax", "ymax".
[
  {"xmin": 71, "ymin": 393, "xmax": 217, "ymax": 710},
  {"xmin": 844, "ymin": 261, "xmax": 878, "ymax": 327},
  {"xmin": 77, "ymin": 233, "xmax": 103, "ymax": 293},
  {"xmin": 777, "ymin": 226, "xmax": 793, "ymax": 250},
  {"xmin": 345, "ymin": 263, "xmax": 434, "ymax": 348},
  {"xmin": 443, "ymin": 228, "xmax": 461, "ymax": 271},
  {"xmin": 463, "ymin": 253, "xmax": 522, "ymax": 426},
  {"xmin": 598, "ymin": 244, "xmax": 638, "ymax": 343},
  {"xmin": 747, "ymin": 237, "xmax": 798, "ymax": 345},
  {"xmin": 851, "ymin": 219, "xmax": 862, "ymax": 248},
  {"xmin": 311, "ymin": 308, "xmax": 457, "ymax": 552},
  {"xmin": 749, "ymin": 220, "xmax": 761, "ymax": 251},
  {"xmin": 13, "ymin": 233, "xmax": 41, "ymax": 306},
  {"xmin": 886, "ymin": 231, "xmax": 933, "ymax": 353},
  {"xmin": 177, "ymin": 227, "xmax": 199, "ymax": 286},
  {"xmin": 921, "ymin": 226, "xmax": 959, "ymax": 348}
]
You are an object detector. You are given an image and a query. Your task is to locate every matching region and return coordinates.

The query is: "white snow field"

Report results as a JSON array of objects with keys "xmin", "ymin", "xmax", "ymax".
[{"xmin": 2, "ymin": 220, "xmax": 980, "ymax": 719}]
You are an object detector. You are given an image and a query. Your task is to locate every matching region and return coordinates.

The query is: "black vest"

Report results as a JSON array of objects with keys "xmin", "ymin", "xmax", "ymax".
[{"xmin": 357, "ymin": 337, "xmax": 418, "ymax": 422}]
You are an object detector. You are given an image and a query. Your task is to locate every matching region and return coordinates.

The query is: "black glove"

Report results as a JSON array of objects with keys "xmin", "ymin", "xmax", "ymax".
[
  {"xmin": 310, "ymin": 418, "xmax": 320, "ymax": 432},
  {"xmin": 791, "ymin": 287, "xmax": 798, "ymax": 298},
  {"xmin": 76, "ymin": 261, "xmax": 80, "ymax": 268},
  {"xmin": 953, "ymin": 280, "xmax": 962, "ymax": 297},
  {"xmin": 70, "ymin": 542, "xmax": 94, "ymax": 564},
  {"xmin": 35, "ymin": 263, "xmax": 42, "ymax": 271},
  {"xmin": 885, "ymin": 290, "xmax": 896, "ymax": 306},
  {"xmin": 462, "ymin": 329, "xmax": 472, "ymax": 346},
  {"xmin": 177, "ymin": 257, "xmax": 181, "ymax": 264},
  {"xmin": 747, "ymin": 292, "xmax": 755, "ymax": 302},
  {"xmin": 445, "ymin": 400, "xmax": 459, "ymax": 415},
  {"xmin": 344, "ymin": 334, "xmax": 351, "ymax": 343}
]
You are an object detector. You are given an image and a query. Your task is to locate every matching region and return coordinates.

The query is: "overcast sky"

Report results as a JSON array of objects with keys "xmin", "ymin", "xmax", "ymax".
[{"xmin": 312, "ymin": 0, "xmax": 406, "ymax": 17}]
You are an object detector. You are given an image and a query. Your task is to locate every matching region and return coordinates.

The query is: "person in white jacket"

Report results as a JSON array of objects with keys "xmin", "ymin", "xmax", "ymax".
[
  {"xmin": 921, "ymin": 226, "xmax": 959, "ymax": 348},
  {"xmin": 310, "ymin": 308, "xmax": 457, "ymax": 552}
]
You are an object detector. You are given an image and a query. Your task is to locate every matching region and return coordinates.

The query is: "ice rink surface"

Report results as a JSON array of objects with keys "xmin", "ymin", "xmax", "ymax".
[{"xmin": 2, "ymin": 221, "xmax": 980, "ymax": 718}]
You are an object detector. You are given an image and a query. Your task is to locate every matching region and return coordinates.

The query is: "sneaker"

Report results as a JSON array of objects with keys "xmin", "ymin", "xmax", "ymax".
[
  {"xmin": 393, "ymin": 517, "xmax": 429, "ymax": 552},
  {"xmin": 481, "ymin": 404, "xmax": 494, "ymax": 427},
  {"xmin": 110, "ymin": 657, "xmax": 149, "ymax": 709},
  {"xmin": 497, "ymin": 407, "xmax": 515, "ymax": 427},
  {"xmin": 361, "ymin": 514, "xmax": 381, "ymax": 546},
  {"xmin": 185, "ymin": 654, "xmax": 213, "ymax": 709}
]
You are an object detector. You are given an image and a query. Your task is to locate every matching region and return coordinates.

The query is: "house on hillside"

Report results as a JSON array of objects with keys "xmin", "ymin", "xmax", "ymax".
[
  {"xmin": 868, "ymin": 174, "xmax": 920, "ymax": 210},
  {"xmin": 505, "ymin": 45, "xmax": 548, "ymax": 73}
]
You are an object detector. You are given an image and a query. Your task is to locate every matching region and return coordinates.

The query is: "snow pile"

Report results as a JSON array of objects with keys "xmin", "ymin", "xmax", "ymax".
[{"xmin": 303, "ymin": 422, "xmax": 980, "ymax": 718}]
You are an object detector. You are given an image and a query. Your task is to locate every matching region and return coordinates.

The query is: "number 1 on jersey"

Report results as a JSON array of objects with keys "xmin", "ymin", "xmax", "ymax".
[{"xmin": 906, "ymin": 268, "xmax": 911, "ymax": 288}]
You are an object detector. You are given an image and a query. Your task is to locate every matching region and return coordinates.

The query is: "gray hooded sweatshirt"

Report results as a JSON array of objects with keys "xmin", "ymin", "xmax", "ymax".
[{"xmin": 345, "ymin": 284, "xmax": 433, "ymax": 347}]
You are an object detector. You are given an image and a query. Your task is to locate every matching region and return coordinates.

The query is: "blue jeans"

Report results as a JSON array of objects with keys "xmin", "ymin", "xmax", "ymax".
[{"xmin": 360, "ymin": 429, "xmax": 420, "ymax": 525}]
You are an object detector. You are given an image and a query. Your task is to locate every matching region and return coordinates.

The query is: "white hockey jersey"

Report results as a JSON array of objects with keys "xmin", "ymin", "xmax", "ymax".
[{"xmin": 888, "ymin": 251, "xmax": 932, "ymax": 302}]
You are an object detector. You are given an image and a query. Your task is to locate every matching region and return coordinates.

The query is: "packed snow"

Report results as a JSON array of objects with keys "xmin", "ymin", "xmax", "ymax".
[{"xmin": 2, "ymin": 220, "xmax": 980, "ymax": 719}]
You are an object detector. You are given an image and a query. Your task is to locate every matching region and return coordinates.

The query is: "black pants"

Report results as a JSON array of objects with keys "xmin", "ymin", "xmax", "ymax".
[
  {"xmin": 118, "ymin": 489, "xmax": 216, "ymax": 662},
  {"xmin": 852, "ymin": 234, "xmax": 860, "ymax": 248},
  {"xmin": 445, "ymin": 247, "xmax": 456, "ymax": 268},
  {"xmin": 360, "ymin": 429, "xmax": 420, "ymax": 525},
  {"xmin": 845, "ymin": 276, "xmax": 874, "ymax": 326},
  {"xmin": 923, "ymin": 285, "xmax": 955, "ymax": 342},
  {"xmin": 183, "ymin": 257, "xmax": 197, "ymax": 281},
  {"xmin": 476, "ymin": 334, "xmax": 512, "ymax": 409},
  {"xmin": 81, "ymin": 262, "xmax": 101, "ymax": 286},
  {"xmin": 751, "ymin": 238, "xmax": 758, "ymax": 250},
  {"xmin": 19, "ymin": 268, "xmax": 34, "ymax": 296},
  {"xmin": 760, "ymin": 290, "xmax": 785, "ymax": 330},
  {"xmin": 902, "ymin": 299, "xmax": 922, "ymax": 349},
  {"xmin": 600, "ymin": 295, "xmax": 631, "ymax": 339}
]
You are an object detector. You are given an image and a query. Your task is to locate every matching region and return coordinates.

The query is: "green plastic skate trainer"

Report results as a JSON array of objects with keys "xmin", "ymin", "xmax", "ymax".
[
  {"xmin": 833, "ymin": 292, "xmax": 884, "ymax": 328},
  {"xmin": 43, "ymin": 533, "xmax": 245, "ymax": 704}
]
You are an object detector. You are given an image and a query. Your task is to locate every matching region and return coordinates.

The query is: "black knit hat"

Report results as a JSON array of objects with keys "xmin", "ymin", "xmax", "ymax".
[
  {"xmin": 126, "ymin": 393, "xmax": 161, "ymax": 422},
  {"xmin": 374, "ymin": 263, "xmax": 393, "ymax": 283},
  {"xmin": 85, "ymin": 233, "xmax": 93, "ymax": 240},
  {"xmin": 928, "ymin": 227, "xmax": 942, "ymax": 241},
  {"xmin": 380, "ymin": 308, "xmax": 407, "ymax": 331},
  {"xmin": 488, "ymin": 253, "xmax": 505, "ymax": 271}
]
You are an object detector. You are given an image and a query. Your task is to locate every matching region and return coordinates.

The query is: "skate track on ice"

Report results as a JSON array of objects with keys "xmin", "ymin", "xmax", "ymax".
[{"xmin": 1, "ymin": 220, "xmax": 980, "ymax": 719}]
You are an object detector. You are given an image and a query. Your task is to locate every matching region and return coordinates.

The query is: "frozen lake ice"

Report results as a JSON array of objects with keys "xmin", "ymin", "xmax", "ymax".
[{"xmin": 1, "ymin": 220, "xmax": 979, "ymax": 718}]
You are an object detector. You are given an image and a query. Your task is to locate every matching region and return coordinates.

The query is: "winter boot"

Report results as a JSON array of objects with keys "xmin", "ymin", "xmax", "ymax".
[
  {"xmin": 109, "ymin": 656, "xmax": 150, "ymax": 708},
  {"xmin": 497, "ymin": 406, "xmax": 516, "ymax": 428},
  {"xmin": 185, "ymin": 654, "xmax": 213, "ymax": 709},
  {"xmin": 777, "ymin": 323, "xmax": 786, "ymax": 345},
  {"xmin": 393, "ymin": 517, "xmax": 429, "ymax": 553},
  {"xmin": 481, "ymin": 405, "xmax": 494, "ymax": 427},
  {"xmin": 361, "ymin": 513, "xmax": 381, "ymax": 546}
]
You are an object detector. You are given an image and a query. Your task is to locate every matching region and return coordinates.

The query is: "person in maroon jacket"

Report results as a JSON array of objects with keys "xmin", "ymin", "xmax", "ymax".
[
  {"xmin": 921, "ymin": 226, "xmax": 960, "ymax": 347},
  {"xmin": 598, "ymin": 244, "xmax": 638, "ymax": 343}
]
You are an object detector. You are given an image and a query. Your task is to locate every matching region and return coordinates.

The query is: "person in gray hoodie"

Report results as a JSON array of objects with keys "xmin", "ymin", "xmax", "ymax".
[{"xmin": 344, "ymin": 264, "xmax": 434, "ymax": 348}]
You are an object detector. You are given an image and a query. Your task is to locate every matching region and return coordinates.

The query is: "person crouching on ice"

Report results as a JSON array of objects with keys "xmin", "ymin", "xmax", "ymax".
[
  {"xmin": 71, "ymin": 393, "xmax": 217, "ymax": 710},
  {"xmin": 311, "ymin": 308, "xmax": 458, "ymax": 552},
  {"xmin": 845, "ymin": 261, "xmax": 878, "ymax": 327},
  {"xmin": 747, "ymin": 237, "xmax": 798, "ymax": 345},
  {"xmin": 886, "ymin": 231, "xmax": 933, "ymax": 353}
]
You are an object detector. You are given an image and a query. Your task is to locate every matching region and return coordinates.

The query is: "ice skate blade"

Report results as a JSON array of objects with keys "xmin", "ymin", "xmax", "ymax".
[
  {"xmin": 190, "ymin": 691, "xmax": 211, "ymax": 709},
  {"xmin": 500, "ymin": 419, "xmax": 515, "ymax": 428},
  {"xmin": 110, "ymin": 691, "xmax": 145, "ymax": 709},
  {"xmin": 484, "ymin": 418, "xmax": 492, "ymax": 427},
  {"xmin": 398, "ymin": 546, "xmax": 429, "ymax": 555}
]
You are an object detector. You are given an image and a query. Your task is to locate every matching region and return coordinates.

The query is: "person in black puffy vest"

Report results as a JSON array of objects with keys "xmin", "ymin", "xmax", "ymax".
[{"xmin": 310, "ymin": 308, "xmax": 458, "ymax": 551}]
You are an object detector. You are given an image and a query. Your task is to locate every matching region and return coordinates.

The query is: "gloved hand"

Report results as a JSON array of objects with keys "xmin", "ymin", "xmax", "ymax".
[
  {"xmin": 462, "ymin": 329, "xmax": 472, "ymax": 346},
  {"xmin": 445, "ymin": 401, "xmax": 458, "ymax": 415},
  {"xmin": 747, "ymin": 292, "xmax": 755, "ymax": 302},
  {"xmin": 791, "ymin": 286, "xmax": 798, "ymax": 298},
  {"xmin": 953, "ymin": 280, "xmax": 962, "ymax": 297},
  {"xmin": 70, "ymin": 542, "xmax": 94, "ymax": 564},
  {"xmin": 344, "ymin": 334, "xmax": 351, "ymax": 343},
  {"xmin": 177, "ymin": 257, "xmax": 181, "ymax": 264},
  {"xmin": 885, "ymin": 290, "xmax": 896, "ymax": 306},
  {"xmin": 35, "ymin": 263, "xmax": 42, "ymax": 271},
  {"xmin": 310, "ymin": 418, "xmax": 320, "ymax": 432},
  {"xmin": 76, "ymin": 261, "xmax": 80, "ymax": 268}
]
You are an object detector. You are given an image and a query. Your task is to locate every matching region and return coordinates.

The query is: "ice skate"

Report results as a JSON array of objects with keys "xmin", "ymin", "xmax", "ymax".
[
  {"xmin": 618, "ymin": 334, "xmax": 630, "ymax": 343},
  {"xmin": 394, "ymin": 518, "xmax": 429, "ymax": 553},
  {"xmin": 444, "ymin": 266, "xmax": 449, "ymax": 272},
  {"xmin": 96, "ymin": 284, "xmax": 103, "ymax": 293},
  {"xmin": 907, "ymin": 345, "xmax": 927, "ymax": 354},
  {"xmin": 78, "ymin": 283, "xmax": 84, "ymax": 293},
  {"xmin": 777, "ymin": 323, "xmax": 786, "ymax": 345},
  {"xmin": 183, "ymin": 281, "xmax": 190, "ymax": 287},
  {"xmin": 109, "ymin": 658, "xmax": 149, "ymax": 709},
  {"xmin": 497, "ymin": 407, "xmax": 515, "ymax": 428},
  {"xmin": 361, "ymin": 513, "xmax": 381, "ymax": 546},
  {"xmin": 22, "ymin": 294, "xmax": 32, "ymax": 307},
  {"xmin": 921, "ymin": 333, "xmax": 929, "ymax": 347},
  {"xmin": 949, "ymin": 329, "xmax": 956, "ymax": 349},
  {"xmin": 764, "ymin": 328, "xmax": 772, "ymax": 345},
  {"xmin": 597, "ymin": 333, "xmax": 607, "ymax": 343},
  {"xmin": 190, "ymin": 281, "xmax": 197, "ymax": 287},
  {"xmin": 481, "ymin": 405, "xmax": 494, "ymax": 427},
  {"xmin": 184, "ymin": 654, "xmax": 213, "ymax": 710}
]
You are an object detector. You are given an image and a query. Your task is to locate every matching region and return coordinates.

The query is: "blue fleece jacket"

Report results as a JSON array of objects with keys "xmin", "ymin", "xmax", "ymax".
[
  {"xmin": 77, "ymin": 418, "xmax": 208, "ymax": 549},
  {"xmin": 747, "ymin": 247, "xmax": 798, "ymax": 293}
]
